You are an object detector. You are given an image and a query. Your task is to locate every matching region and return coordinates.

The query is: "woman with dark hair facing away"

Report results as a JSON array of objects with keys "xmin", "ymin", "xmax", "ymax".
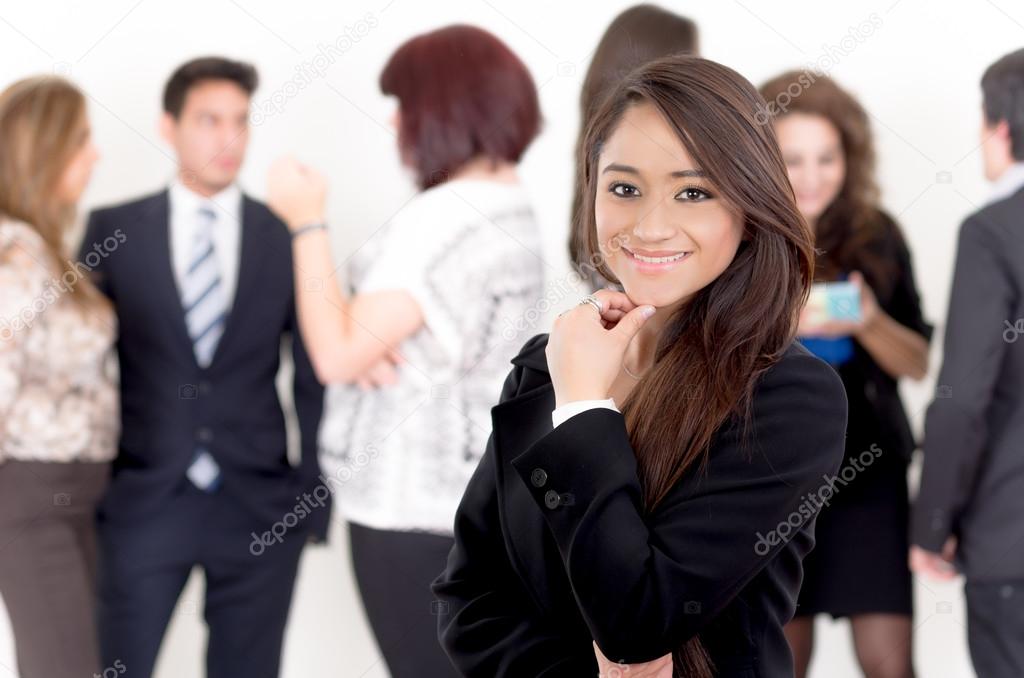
[
  {"xmin": 431, "ymin": 54, "xmax": 848, "ymax": 677},
  {"xmin": 267, "ymin": 24, "xmax": 544, "ymax": 678},
  {"xmin": 759, "ymin": 72, "xmax": 931, "ymax": 678},
  {"xmin": 570, "ymin": 4, "xmax": 698, "ymax": 289}
]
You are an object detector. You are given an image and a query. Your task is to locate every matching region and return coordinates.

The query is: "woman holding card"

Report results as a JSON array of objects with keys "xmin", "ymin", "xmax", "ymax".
[{"xmin": 760, "ymin": 72, "xmax": 931, "ymax": 678}]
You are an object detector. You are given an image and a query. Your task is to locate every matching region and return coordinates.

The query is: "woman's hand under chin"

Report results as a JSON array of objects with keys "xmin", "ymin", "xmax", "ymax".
[{"xmin": 545, "ymin": 288, "xmax": 656, "ymax": 408}]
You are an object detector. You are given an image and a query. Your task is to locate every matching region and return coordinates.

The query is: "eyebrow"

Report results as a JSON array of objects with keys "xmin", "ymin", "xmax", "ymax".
[{"xmin": 601, "ymin": 163, "xmax": 706, "ymax": 178}]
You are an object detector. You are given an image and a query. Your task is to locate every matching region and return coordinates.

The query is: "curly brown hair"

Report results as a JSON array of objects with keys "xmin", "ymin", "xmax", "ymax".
[{"xmin": 759, "ymin": 71, "xmax": 896, "ymax": 293}]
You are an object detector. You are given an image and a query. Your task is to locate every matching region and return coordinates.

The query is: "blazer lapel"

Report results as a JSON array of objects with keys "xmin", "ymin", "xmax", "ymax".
[
  {"xmin": 209, "ymin": 196, "xmax": 267, "ymax": 366},
  {"xmin": 144, "ymin": 190, "xmax": 195, "ymax": 359}
]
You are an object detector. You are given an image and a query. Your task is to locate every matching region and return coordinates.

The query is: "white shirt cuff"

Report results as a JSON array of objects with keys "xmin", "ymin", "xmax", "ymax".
[{"xmin": 551, "ymin": 398, "xmax": 619, "ymax": 428}]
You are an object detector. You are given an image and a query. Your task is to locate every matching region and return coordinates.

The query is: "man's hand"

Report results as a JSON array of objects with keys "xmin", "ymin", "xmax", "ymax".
[{"xmin": 909, "ymin": 537, "xmax": 958, "ymax": 581}]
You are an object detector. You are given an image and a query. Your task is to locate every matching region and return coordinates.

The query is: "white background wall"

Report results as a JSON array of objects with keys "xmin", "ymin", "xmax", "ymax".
[{"xmin": 0, "ymin": 0, "xmax": 1017, "ymax": 675}]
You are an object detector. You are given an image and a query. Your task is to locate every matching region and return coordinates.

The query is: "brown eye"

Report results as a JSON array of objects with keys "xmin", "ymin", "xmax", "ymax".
[
  {"xmin": 610, "ymin": 182, "xmax": 640, "ymax": 198},
  {"xmin": 676, "ymin": 186, "xmax": 711, "ymax": 202}
]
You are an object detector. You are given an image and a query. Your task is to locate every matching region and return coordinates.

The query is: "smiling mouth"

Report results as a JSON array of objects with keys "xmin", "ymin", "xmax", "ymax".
[{"xmin": 624, "ymin": 248, "xmax": 691, "ymax": 264}]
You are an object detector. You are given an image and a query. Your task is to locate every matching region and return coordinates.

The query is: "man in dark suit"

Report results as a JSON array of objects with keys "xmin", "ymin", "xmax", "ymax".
[
  {"xmin": 912, "ymin": 47, "xmax": 1024, "ymax": 678},
  {"xmin": 79, "ymin": 57, "xmax": 329, "ymax": 678}
]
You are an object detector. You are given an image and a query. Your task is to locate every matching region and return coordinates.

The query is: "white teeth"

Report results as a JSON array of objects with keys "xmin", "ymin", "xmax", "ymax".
[{"xmin": 631, "ymin": 250, "xmax": 689, "ymax": 264}]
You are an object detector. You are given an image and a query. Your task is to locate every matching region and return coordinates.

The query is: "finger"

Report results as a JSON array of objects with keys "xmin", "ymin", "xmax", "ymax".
[
  {"xmin": 600, "ymin": 310, "xmax": 629, "ymax": 331},
  {"xmin": 610, "ymin": 304, "xmax": 656, "ymax": 344},
  {"xmin": 372, "ymin": 361, "xmax": 399, "ymax": 385},
  {"xmin": 601, "ymin": 309, "xmax": 627, "ymax": 324},
  {"xmin": 590, "ymin": 288, "xmax": 639, "ymax": 315}
]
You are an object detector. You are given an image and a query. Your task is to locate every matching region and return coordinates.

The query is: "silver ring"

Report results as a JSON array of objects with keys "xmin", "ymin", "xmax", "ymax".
[{"xmin": 578, "ymin": 294, "xmax": 602, "ymax": 314}]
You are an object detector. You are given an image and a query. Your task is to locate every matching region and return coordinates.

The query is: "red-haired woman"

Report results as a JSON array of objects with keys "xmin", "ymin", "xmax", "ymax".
[
  {"xmin": 760, "ymin": 72, "xmax": 931, "ymax": 678},
  {"xmin": 431, "ymin": 54, "xmax": 848, "ymax": 678},
  {"xmin": 267, "ymin": 24, "xmax": 544, "ymax": 678}
]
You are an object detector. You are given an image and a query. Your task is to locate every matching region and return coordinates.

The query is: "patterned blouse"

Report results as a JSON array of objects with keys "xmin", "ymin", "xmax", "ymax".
[
  {"xmin": 0, "ymin": 220, "xmax": 119, "ymax": 463},
  {"xmin": 318, "ymin": 179, "xmax": 545, "ymax": 535}
]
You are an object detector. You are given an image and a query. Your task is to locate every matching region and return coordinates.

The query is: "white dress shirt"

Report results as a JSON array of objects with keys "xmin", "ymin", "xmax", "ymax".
[
  {"xmin": 551, "ymin": 397, "xmax": 620, "ymax": 428},
  {"xmin": 986, "ymin": 161, "xmax": 1024, "ymax": 207},
  {"xmin": 168, "ymin": 180, "xmax": 243, "ymax": 306}
]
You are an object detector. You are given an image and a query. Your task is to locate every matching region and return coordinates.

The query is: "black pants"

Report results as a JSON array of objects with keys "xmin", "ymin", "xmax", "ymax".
[
  {"xmin": 348, "ymin": 521, "xmax": 459, "ymax": 678},
  {"xmin": 98, "ymin": 479, "xmax": 309, "ymax": 678},
  {"xmin": 966, "ymin": 579, "xmax": 1024, "ymax": 678},
  {"xmin": 0, "ymin": 460, "xmax": 109, "ymax": 678}
]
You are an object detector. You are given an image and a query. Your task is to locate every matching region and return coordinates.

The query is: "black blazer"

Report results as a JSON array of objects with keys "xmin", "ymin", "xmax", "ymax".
[
  {"xmin": 432, "ymin": 334, "xmax": 847, "ymax": 677},
  {"xmin": 80, "ymin": 190, "xmax": 329, "ymax": 540}
]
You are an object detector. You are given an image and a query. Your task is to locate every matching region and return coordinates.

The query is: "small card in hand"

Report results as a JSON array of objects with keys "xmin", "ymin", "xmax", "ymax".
[{"xmin": 806, "ymin": 281, "xmax": 861, "ymax": 324}]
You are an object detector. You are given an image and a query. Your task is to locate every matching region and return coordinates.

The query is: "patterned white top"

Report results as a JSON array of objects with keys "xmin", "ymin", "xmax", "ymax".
[
  {"xmin": 0, "ymin": 220, "xmax": 119, "ymax": 462},
  {"xmin": 318, "ymin": 178, "xmax": 545, "ymax": 534}
]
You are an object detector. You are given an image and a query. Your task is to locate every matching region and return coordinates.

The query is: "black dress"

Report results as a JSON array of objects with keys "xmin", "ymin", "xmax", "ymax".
[
  {"xmin": 795, "ymin": 214, "xmax": 933, "ymax": 619},
  {"xmin": 432, "ymin": 335, "xmax": 848, "ymax": 677}
]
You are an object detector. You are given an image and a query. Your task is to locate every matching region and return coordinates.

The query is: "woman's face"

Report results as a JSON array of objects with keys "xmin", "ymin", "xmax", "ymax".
[
  {"xmin": 594, "ymin": 101, "xmax": 744, "ymax": 311},
  {"xmin": 56, "ymin": 117, "xmax": 99, "ymax": 205},
  {"xmin": 774, "ymin": 112, "xmax": 845, "ymax": 224}
]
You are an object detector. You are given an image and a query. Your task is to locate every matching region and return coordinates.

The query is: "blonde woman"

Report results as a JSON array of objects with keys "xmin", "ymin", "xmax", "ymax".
[{"xmin": 0, "ymin": 76, "xmax": 116, "ymax": 678}]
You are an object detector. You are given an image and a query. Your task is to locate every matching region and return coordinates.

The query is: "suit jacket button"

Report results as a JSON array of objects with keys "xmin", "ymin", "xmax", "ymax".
[
  {"xmin": 544, "ymin": 490, "xmax": 560, "ymax": 509},
  {"xmin": 197, "ymin": 427, "xmax": 214, "ymax": 443},
  {"xmin": 531, "ymin": 468, "xmax": 548, "ymax": 488}
]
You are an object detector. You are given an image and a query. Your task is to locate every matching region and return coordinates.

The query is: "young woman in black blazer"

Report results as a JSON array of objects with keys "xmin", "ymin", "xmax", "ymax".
[{"xmin": 432, "ymin": 55, "xmax": 849, "ymax": 678}]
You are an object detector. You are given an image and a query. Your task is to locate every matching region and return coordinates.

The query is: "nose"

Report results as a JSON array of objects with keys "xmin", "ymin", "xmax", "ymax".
[
  {"xmin": 631, "ymin": 190, "xmax": 679, "ymax": 244},
  {"xmin": 789, "ymin": 166, "xmax": 819, "ymax": 195}
]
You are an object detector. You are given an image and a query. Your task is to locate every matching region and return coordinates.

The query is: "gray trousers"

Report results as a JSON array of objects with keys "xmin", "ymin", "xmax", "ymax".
[
  {"xmin": 966, "ymin": 579, "xmax": 1024, "ymax": 678},
  {"xmin": 0, "ymin": 459, "xmax": 110, "ymax": 678}
]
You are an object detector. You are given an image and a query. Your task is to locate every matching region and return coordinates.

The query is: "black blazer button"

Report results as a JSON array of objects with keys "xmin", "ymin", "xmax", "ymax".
[
  {"xmin": 531, "ymin": 468, "xmax": 548, "ymax": 487},
  {"xmin": 544, "ymin": 490, "xmax": 560, "ymax": 509},
  {"xmin": 197, "ymin": 427, "xmax": 214, "ymax": 443}
]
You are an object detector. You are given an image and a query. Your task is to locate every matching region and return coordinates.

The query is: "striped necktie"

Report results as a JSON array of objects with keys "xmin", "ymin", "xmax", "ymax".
[{"xmin": 182, "ymin": 204, "xmax": 225, "ymax": 491}]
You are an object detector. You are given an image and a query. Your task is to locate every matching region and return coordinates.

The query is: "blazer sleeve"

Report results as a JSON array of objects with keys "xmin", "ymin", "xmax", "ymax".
[
  {"xmin": 913, "ymin": 214, "xmax": 1013, "ymax": 552},
  {"xmin": 507, "ymin": 351, "xmax": 848, "ymax": 664},
  {"xmin": 432, "ymin": 362, "xmax": 599, "ymax": 677}
]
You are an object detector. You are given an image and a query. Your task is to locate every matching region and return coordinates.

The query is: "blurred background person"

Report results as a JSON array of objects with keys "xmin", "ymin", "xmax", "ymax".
[
  {"xmin": 912, "ymin": 47, "xmax": 1024, "ymax": 678},
  {"xmin": 569, "ymin": 3, "xmax": 698, "ymax": 290},
  {"xmin": 80, "ymin": 57, "xmax": 327, "ymax": 678},
  {"xmin": 0, "ymin": 76, "xmax": 114, "ymax": 678},
  {"xmin": 760, "ymin": 72, "xmax": 931, "ymax": 678},
  {"xmin": 267, "ymin": 24, "xmax": 544, "ymax": 678}
]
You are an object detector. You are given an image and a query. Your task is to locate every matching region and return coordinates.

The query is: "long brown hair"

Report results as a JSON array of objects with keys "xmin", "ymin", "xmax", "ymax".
[
  {"xmin": 759, "ymin": 72, "xmax": 894, "ymax": 291},
  {"xmin": 571, "ymin": 4, "xmax": 698, "ymax": 286},
  {"xmin": 0, "ymin": 75, "xmax": 103, "ymax": 307},
  {"xmin": 575, "ymin": 55, "xmax": 814, "ymax": 676}
]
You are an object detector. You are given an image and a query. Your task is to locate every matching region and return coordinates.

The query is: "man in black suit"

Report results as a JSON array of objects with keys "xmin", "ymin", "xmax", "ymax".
[
  {"xmin": 80, "ymin": 57, "xmax": 329, "ymax": 678},
  {"xmin": 912, "ymin": 47, "xmax": 1024, "ymax": 678}
]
